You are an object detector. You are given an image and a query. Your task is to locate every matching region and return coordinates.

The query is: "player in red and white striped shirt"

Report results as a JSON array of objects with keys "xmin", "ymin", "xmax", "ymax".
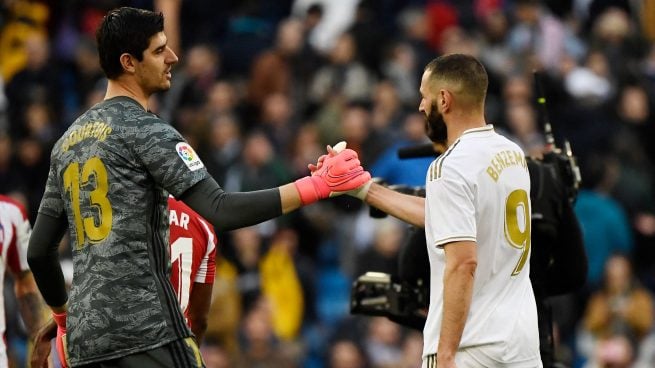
[
  {"xmin": 0, "ymin": 194, "xmax": 45, "ymax": 368},
  {"xmin": 168, "ymin": 196, "xmax": 217, "ymax": 342}
]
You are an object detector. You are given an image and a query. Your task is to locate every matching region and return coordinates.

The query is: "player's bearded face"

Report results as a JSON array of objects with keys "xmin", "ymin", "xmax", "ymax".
[{"xmin": 424, "ymin": 101, "xmax": 447, "ymax": 144}]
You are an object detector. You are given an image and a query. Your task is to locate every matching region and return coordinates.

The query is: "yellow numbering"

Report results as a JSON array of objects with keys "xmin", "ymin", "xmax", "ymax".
[
  {"xmin": 504, "ymin": 189, "xmax": 531, "ymax": 276},
  {"xmin": 63, "ymin": 157, "xmax": 112, "ymax": 248}
]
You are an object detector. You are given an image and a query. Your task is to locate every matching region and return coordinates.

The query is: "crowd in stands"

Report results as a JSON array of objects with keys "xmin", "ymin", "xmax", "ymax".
[{"xmin": 1, "ymin": 0, "xmax": 655, "ymax": 367}]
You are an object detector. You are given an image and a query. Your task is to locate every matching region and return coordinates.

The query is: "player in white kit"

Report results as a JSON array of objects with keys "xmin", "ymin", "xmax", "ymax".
[
  {"xmin": 320, "ymin": 54, "xmax": 542, "ymax": 367},
  {"xmin": 422, "ymin": 123, "xmax": 540, "ymax": 367}
]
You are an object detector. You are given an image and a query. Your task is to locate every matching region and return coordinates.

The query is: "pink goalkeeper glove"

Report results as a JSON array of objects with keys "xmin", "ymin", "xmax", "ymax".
[
  {"xmin": 52, "ymin": 311, "xmax": 68, "ymax": 368},
  {"xmin": 307, "ymin": 143, "xmax": 372, "ymax": 201},
  {"xmin": 294, "ymin": 147, "xmax": 371, "ymax": 205}
]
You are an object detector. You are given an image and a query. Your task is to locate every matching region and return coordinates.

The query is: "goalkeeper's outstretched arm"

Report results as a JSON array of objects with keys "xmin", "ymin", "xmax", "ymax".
[{"xmin": 180, "ymin": 148, "xmax": 371, "ymax": 232}]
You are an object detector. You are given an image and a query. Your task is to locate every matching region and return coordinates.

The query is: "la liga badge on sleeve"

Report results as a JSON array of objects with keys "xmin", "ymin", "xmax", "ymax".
[{"xmin": 175, "ymin": 142, "xmax": 205, "ymax": 171}]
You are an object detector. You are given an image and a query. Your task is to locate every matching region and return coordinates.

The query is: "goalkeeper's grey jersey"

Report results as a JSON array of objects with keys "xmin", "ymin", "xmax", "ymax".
[{"xmin": 38, "ymin": 96, "xmax": 209, "ymax": 365}]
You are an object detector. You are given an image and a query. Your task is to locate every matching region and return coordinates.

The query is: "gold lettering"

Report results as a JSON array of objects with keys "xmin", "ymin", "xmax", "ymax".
[
  {"xmin": 99, "ymin": 127, "xmax": 112, "ymax": 141},
  {"xmin": 498, "ymin": 153, "xmax": 507, "ymax": 169},
  {"xmin": 487, "ymin": 166, "xmax": 499, "ymax": 182},
  {"xmin": 500, "ymin": 152, "xmax": 508, "ymax": 167},
  {"xmin": 83, "ymin": 123, "xmax": 92, "ymax": 139},
  {"xmin": 513, "ymin": 151, "xmax": 524, "ymax": 168},
  {"xmin": 492, "ymin": 157, "xmax": 503, "ymax": 172},
  {"xmin": 70, "ymin": 130, "xmax": 80, "ymax": 145},
  {"xmin": 506, "ymin": 151, "xmax": 516, "ymax": 166},
  {"xmin": 89, "ymin": 122, "xmax": 99, "ymax": 138}
]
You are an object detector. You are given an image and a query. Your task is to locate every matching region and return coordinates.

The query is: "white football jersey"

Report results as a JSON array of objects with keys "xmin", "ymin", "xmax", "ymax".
[
  {"xmin": 423, "ymin": 125, "xmax": 541, "ymax": 367},
  {"xmin": 0, "ymin": 195, "xmax": 32, "ymax": 368}
]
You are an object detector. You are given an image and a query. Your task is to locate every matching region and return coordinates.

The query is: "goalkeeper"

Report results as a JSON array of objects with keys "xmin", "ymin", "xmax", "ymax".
[{"xmin": 26, "ymin": 7, "xmax": 370, "ymax": 368}]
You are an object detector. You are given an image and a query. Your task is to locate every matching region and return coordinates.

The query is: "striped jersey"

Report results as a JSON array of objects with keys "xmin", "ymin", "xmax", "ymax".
[
  {"xmin": 38, "ymin": 96, "xmax": 209, "ymax": 365},
  {"xmin": 0, "ymin": 195, "xmax": 31, "ymax": 368},
  {"xmin": 168, "ymin": 197, "xmax": 217, "ymax": 326}
]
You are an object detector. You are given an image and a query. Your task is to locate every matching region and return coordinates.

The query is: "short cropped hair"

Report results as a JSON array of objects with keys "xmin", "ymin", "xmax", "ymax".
[
  {"xmin": 96, "ymin": 7, "xmax": 164, "ymax": 80},
  {"xmin": 424, "ymin": 54, "xmax": 488, "ymax": 106}
]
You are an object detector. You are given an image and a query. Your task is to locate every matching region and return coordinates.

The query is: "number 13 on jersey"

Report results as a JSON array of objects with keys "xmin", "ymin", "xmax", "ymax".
[
  {"xmin": 63, "ymin": 157, "xmax": 113, "ymax": 248},
  {"xmin": 505, "ymin": 189, "xmax": 531, "ymax": 276}
]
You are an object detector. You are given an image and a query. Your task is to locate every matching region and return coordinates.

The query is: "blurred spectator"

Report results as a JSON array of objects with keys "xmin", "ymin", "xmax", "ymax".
[
  {"xmin": 589, "ymin": 7, "xmax": 649, "ymax": 79},
  {"xmin": 333, "ymin": 102, "xmax": 388, "ymax": 168},
  {"xmin": 205, "ymin": 80, "xmax": 241, "ymax": 118},
  {"xmin": 364, "ymin": 317, "xmax": 403, "ymax": 368},
  {"xmin": 370, "ymin": 80, "xmax": 406, "ymax": 135},
  {"xmin": 564, "ymin": 49, "xmax": 613, "ymax": 106},
  {"xmin": 260, "ymin": 229, "xmax": 306, "ymax": 341},
  {"xmin": 5, "ymin": 33, "xmax": 61, "ymax": 139},
  {"xmin": 66, "ymin": 35, "xmax": 104, "ymax": 119},
  {"xmin": 308, "ymin": 32, "xmax": 374, "ymax": 105},
  {"xmin": 328, "ymin": 339, "xmax": 368, "ymax": 368},
  {"xmin": 439, "ymin": 26, "xmax": 480, "ymax": 58},
  {"xmin": 24, "ymin": 101, "xmax": 58, "ymax": 146},
  {"xmin": 259, "ymin": 92, "xmax": 298, "ymax": 156},
  {"xmin": 355, "ymin": 217, "xmax": 404, "ymax": 278},
  {"xmin": 583, "ymin": 332, "xmax": 637, "ymax": 368},
  {"xmin": 395, "ymin": 6, "xmax": 434, "ymax": 82},
  {"xmin": 239, "ymin": 296, "xmax": 297, "ymax": 368},
  {"xmin": 507, "ymin": 0, "xmax": 584, "ymax": 73},
  {"xmin": 0, "ymin": 134, "xmax": 19, "ymax": 193},
  {"xmin": 501, "ymin": 101, "xmax": 546, "ymax": 157},
  {"xmin": 230, "ymin": 226, "xmax": 267, "ymax": 310},
  {"xmin": 580, "ymin": 254, "xmax": 654, "ymax": 366},
  {"xmin": 346, "ymin": 0, "xmax": 386, "ymax": 75},
  {"xmin": 224, "ymin": 130, "xmax": 292, "ymax": 193},
  {"xmin": 201, "ymin": 339, "xmax": 235, "ymax": 368},
  {"xmin": 605, "ymin": 83, "xmax": 655, "ymax": 284},
  {"xmin": 159, "ymin": 43, "xmax": 220, "ymax": 134},
  {"xmin": 205, "ymin": 255, "xmax": 242, "ymax": 359},
  {"xmin": 291, "ymin": 0, "xmax": 359, "ymax": 54},
  {"xmin": 424, "ymin": 1, "xmax": 459, "ymax": 53},
  {"xmin": 575, "ymin": 152, "xmax": 633, "ymax": 287},
  {"xmin": 12, "ymin": 137, "xmax": 48, "ymax": 221},
  {"xmin": 381, "ymin": 41, "xmax": 420, "ymax": 107},
  {"xmin": 0, "ymin": 0, "xmax": 50, "ymax": 81},
  {"xmin": 200, "ymin": 113, "xmax": 242, "ymax": 187},
  {"xmin": 287, "ymin": 122, "xmax": 323, "ymax": 178},
  {"xmin": 246, "ymin": 18, "xmax": 305, "ymax": 111},
  {"xmin": 478, "ymin": 9, "xmax": 514, "ymax": 78},
  {"xmin": 217, "ymin": 2, "xmax": 281, "ymax": 77},
  {"xmin": 608, "ymin": 83, "xmax": 655, "ymax": 217}
]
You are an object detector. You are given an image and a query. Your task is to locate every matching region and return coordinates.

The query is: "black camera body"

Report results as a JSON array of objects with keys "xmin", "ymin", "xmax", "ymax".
[{"xmin": 350, "ymin": 272, "xmax": 428, "ymax": 321}]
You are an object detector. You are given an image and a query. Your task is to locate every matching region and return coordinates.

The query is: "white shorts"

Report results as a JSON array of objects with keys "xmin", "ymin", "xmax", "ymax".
[{"xmin": 422, "ymin": 346, "xmax": 543, "ymax": 368}]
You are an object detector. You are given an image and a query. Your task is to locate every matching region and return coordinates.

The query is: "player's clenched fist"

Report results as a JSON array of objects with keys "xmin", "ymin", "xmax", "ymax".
[
  {"xmin": 294, "ymin": 145, "xmax": 371, "ymax": 205},
  {"xmin": 307, "ymin": 142, "xmax": 372, "ymax": 200}
]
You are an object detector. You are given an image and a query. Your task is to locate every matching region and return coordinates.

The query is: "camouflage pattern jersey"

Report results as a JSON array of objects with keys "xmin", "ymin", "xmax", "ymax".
[{"xmin": 38, "ymin": 96, "xmax": 209, "ymax": 365}]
